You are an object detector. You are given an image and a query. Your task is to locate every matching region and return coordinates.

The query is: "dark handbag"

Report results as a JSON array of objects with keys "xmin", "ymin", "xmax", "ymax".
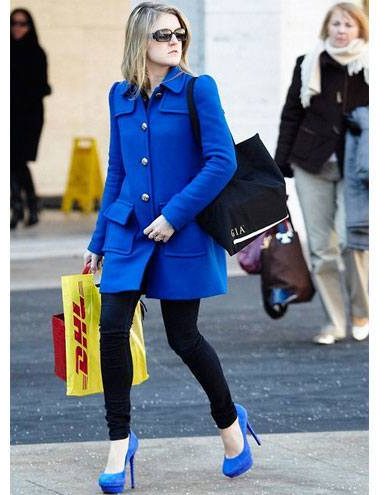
[
  {"xmin": 260, "ymin": 218, "xmax": 315, "ymax": 319},
  {"xmin": 187, "ymin": 77, "xmax": 288, "ymax": 255}
]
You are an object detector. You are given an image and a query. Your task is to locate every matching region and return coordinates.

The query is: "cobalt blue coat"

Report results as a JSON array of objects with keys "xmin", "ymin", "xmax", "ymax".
[{"xmin": 88, "ymin": 66, "xmax": 237, "ymax": 299}]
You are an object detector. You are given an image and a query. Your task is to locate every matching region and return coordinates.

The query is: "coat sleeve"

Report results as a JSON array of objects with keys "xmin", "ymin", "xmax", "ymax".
[
  {"xmin": 274, "ymin": 56, "xmax": 305, "ymax": 178},
  {"xmin": 27, "ymin": 47, "xmax": 51, "ymax": 101},
  {"xmin": 87, "ymin": 82, "xmax": 125, "ymax": 254},
  {"xmin": 161, "ymin": 75, "xmax": 237, "ymax": 230},
  {"xmin": 353, "ymin": 106, "xmax": 369, "ymax": 182}
]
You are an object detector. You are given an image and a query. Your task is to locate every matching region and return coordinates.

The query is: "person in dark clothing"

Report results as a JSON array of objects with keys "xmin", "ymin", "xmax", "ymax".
[
  {"xmin": 274, "ymin": 2, "xmax": 369, "ymax": 344},
  {"xmin": 10, "ymin": 8, "xmax": 51, "ymax": 229}
]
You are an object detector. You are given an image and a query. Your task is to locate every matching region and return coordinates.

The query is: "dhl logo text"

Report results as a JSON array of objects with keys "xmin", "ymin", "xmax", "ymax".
[{"xmin": 72, "ymin": 281, "xmax": 88, "ymax": 389}]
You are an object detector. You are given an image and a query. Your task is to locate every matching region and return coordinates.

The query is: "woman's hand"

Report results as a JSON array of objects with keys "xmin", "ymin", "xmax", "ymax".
[
  {"xmin": 83, "ymin": 249, "xmax": 103, "ymax": 274},
  {"xmin": 143, "ymin": 215, "xmax": 175, "ymax": 243}
]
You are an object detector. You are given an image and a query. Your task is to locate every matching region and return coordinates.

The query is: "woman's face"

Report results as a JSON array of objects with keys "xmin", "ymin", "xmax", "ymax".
[
  {"xmin": 327, "ymin": 8, "xmax": 360, "ymax": 48},
  {"xmin": 11, "ymin": 11, "xmax": 30, "ymax": 40},
  {"xmin": 147, "ymin": 13, "xmax": 184, "ymax": 70}
]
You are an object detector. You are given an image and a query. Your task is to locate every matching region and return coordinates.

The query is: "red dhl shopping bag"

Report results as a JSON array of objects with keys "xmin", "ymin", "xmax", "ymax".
[{"xmin": 61, "ymin": 273, "xmax": 148, "ymax": 396}]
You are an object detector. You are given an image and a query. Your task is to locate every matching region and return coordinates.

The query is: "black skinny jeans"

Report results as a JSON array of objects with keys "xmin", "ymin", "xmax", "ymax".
[{"xmin": 99, "ymin": 291, "xmax": 237, "ymax": 440}]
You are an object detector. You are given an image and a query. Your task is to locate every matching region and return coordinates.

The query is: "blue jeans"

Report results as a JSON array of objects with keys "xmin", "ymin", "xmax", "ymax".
[{"xmin": 99, "ymin": 291, "xmax": 237, "ymax": 440}]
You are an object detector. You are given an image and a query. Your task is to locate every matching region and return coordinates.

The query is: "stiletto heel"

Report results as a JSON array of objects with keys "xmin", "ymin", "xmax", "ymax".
[
  {"xmin": 247, "ymin": 422, "xmax": 262, "ymax": 446},
  {"xmin": 98, "ymin": 431, "xmax": 139, "ymax": 493},
  {"xmin": 129, "ymin": 454, "xmax": 135, "ymax": 489},
  {"xmin": 222, "ymin": 404, "xmax": 262, "ymax": 478}
]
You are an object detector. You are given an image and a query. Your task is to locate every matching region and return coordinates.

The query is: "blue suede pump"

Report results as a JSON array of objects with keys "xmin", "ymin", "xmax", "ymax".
[
  {"xmin": 222, "ymin": 404, "xmax": 261, "ymax": 478},
  {"xmin": 98, "ymin": 431, "xmax": 139, "ymax": 493}
]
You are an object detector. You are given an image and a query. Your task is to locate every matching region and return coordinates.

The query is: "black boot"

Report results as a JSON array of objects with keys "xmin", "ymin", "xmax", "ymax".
[
  {"xmin": 25, "ymin": 197, "xmax": 39, "ymax": 227},
  {"xmin": 10, "ymin": 203, "xmax": 24, "ymax": 230}
]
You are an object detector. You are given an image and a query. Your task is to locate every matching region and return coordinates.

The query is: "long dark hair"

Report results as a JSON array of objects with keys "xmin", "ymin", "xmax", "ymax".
[{"xmin": 11, "ymin": 8, "xmax": 39, "ymax": 45}]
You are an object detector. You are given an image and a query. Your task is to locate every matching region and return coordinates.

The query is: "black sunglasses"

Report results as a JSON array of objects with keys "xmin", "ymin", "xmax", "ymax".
[
  {"xmin": 151, "ymin": 28, "xmax": 187, "ymax": 42},
  {"xmin": 11, "ymin": 20, "xmax": 30, "ymax": 27}
]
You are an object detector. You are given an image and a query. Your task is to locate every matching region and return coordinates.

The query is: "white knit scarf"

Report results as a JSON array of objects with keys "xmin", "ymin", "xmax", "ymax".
[{"xmin": 300, "ymin": 38, "xmax": 369, "ymax": 108}]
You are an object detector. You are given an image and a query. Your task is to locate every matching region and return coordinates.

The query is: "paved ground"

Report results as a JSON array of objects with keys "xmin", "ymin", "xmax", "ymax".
[
  {"xmin": 11, "ymin": 277, "xmax": 368, "ymax": 445},
  {"xmin": 11, "ymin": 431, "xmax": 368, "ymax": 495},
  {"xmin": 10, "ymin": 210, "xmax": 369, "ymax": 494}
]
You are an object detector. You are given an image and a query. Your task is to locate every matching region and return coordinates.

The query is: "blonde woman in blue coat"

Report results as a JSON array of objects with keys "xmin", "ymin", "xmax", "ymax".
[{"xmin": 83, "ymin": 3, "xmax": 261, "ymax": 492}]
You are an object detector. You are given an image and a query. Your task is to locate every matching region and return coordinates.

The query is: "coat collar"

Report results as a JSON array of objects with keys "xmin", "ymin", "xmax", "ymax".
[
  {"xmin": 119, "ymin": 66, "xmax": 186, "ymax": 98},
  {"xmin": 160, "ymin": 66, "xmax": 186, "ymax": 93}
]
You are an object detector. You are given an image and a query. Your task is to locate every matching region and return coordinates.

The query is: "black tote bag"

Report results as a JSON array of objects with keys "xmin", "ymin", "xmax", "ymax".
[{"xmin": 187, "ymin": 77, "xmax": 288, "ymax": 255}]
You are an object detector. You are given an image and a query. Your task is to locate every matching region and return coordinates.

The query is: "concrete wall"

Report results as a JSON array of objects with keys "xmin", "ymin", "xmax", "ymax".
[{"xmin": 204, "ymin": 0, "xmax": 340, "ymax": 151}]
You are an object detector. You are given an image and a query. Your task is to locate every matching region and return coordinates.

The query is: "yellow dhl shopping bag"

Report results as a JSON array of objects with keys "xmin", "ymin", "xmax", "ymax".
[{"xmin": 61, "ymin": 272, "xmax": 149, "ymax": 396}]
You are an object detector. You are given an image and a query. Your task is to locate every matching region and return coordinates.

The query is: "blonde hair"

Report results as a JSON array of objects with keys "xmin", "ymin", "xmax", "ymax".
[
  {"xmin": 320, "ymin": 2, "xmax": 369, "ymax": 41},
  {"xmin": 121, "ymin": 2, "xmax": 192, "ymax": 94}
]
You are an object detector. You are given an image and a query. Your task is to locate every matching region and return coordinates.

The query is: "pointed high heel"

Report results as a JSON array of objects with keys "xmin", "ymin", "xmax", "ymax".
[
  {"xmin": 222, "ymin": 404, "xmax": 261, "ymax": 478},
  {"xmin": 98, "ymin": 431, "xmax": 139, "ymax": 493},
  {"xmin": 247, "ymin": 421, "xmax": 262, "ymax": 446},
  {"xmin": 129, "ymin": 453, "xmax": 135, "ymax": 489}
]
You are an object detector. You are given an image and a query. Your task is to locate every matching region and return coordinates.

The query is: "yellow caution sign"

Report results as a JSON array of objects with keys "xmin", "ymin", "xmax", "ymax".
[{"xmin": 61, "ymin": 137, "xmax": 104, "ymax": 213}]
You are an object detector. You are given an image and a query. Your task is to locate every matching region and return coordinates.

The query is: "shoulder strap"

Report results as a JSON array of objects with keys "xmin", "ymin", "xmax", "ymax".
[
  {"xmin": 187, "ymin": 76, "xmax": 237, "ymax": 149},
  {"xmin": 186, "ymin": 77, "xmax": 202, "ymax": 148}
]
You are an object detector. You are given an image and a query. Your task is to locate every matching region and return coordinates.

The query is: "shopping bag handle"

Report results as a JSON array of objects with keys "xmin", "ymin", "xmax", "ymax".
[
  {"xmin": 82, "ymin": 263, "xmax": 91, "ymax": 275},
  {"xmin": 82, "ymin": 262, "xmax": 101, "ymax": 288}
]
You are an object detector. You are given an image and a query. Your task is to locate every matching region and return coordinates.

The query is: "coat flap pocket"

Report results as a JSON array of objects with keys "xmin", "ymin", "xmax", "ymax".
[
  {"xmin": 103, "ymin": 200, "xmax": 134, "ymax": 225},
  {"xmin": 159, "ymin": 94, "xmax": 189, "ymax": 114}
]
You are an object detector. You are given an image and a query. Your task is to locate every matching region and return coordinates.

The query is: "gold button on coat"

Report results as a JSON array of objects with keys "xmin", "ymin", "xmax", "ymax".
[{"xmin": 141, "ymin": 193, "xmax": 150, "ymax": 202}]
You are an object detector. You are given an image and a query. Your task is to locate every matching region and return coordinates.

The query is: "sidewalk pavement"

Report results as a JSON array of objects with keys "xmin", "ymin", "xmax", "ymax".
[
  {"xmin": 11, "ymin": 431, "xmax": 368, "ymax": 495},
  {"xmin": 10, "ymin": 209, "xmax": 368, "ymax": 495}
]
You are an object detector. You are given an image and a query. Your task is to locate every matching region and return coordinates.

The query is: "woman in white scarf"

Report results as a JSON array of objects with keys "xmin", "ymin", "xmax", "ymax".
[
  {"xmin": 300, "ymin": 11, "xmax": 369, "ymax": 108},
  {"xmin": 274, "ymin": 2, "xmax": 369, "ymax": 345}
]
